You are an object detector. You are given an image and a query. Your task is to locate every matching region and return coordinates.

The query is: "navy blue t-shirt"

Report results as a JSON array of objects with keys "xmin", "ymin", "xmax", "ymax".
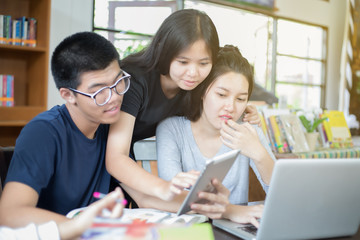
[{"xmin": 5, "ymin": 105, "xmax": 111, "ymax": 215}]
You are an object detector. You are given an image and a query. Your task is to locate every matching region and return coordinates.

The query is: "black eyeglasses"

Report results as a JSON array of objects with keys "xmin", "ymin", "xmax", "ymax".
[{"xmin": 69, "ymin": 71, "xmax": 131, "ymax": 106}]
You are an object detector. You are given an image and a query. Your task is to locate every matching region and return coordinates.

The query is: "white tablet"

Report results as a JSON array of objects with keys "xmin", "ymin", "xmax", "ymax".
[{"xmin": 177, "ymin": 149, "xmax": 240, "ymax": 216}]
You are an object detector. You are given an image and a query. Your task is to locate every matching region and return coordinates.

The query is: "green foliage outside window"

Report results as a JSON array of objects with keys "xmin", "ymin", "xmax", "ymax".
[{"xmin": 122, "ymin": 43, "xmax": 147, "ymax": 58}]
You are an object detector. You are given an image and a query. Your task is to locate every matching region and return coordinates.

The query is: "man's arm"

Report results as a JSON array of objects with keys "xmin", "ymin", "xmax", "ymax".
[
  {"xmin": 0, "ymin": 187, "xmax": 125, "ymax": 240},
  {"xmin": 120, "ymin": 183, "xmax": 185, "ymax": 212},
  {"xmin": 59, "ymin": 187, "xmax": 124, "ymax": 239},
  {"xmin": 0, "ymin": 182, "xmax": 67, "ymax": 228}
]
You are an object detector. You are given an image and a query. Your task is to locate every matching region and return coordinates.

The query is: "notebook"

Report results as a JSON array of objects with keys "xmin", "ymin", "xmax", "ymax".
[{"xmin": 213, "ymin": 158, "xmax": 360, "ymax": 240}]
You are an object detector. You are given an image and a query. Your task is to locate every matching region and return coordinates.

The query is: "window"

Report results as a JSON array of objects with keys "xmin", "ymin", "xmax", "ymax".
[
  {"xmin": 275, "ymin": 20, "xmax": 326, "ymax": 109},
  {"xmin": 184, "ymin": 0, "xmax": 327, "ymax": 110},
  {"xmin": 93, "ymin": 0, "xmax": 178, "ymax": 58},
  {"xmin": 93, "ymin": 0, "xmax": 327, "ymax": 110},
  {"xmin": 184, "ymin": 0, "xmax": 271, "ymax": 91}
]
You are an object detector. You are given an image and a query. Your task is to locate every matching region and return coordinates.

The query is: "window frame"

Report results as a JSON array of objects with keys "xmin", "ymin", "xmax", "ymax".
[
  {"xmin": 93, "ymin": 0, "xmax": 328, "ymax": 109},
  {"xmin": 271, "ymin": 16, "xmax": 328, "ymax": 109}
]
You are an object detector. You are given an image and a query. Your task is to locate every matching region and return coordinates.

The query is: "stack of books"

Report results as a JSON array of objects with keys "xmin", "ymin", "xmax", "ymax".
[
  {"xmin": 0, "ymin": 15, "xmax": 37, "ymax": 47},
  {"xmin": 318, "ymin": 110, "xmax": 354, "ymax": 149},
  {"xmin": 260, "ymin": 109, "xmax": 309, "ymax": 153},
  {"xmin": 259, "ymin": 108, "xmax": 354, "ymax": 154},
  {"xmin": 0, "ymin": 74, "xmax": 14, "ymax": 107}
]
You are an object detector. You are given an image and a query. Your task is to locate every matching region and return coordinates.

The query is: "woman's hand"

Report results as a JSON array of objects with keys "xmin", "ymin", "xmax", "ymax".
[
  {"xmin": 220, "ymin": 119, "xmax": 274, "ymax": 184},
  {"xmin": 242, "ymin": 104, "xmax": 261, "ymax": 126},
  {"xmin": 170, "ymin": 170, "xmax": 200, "ymax": 194},
  {"xmin": 190, "ymin": 178, "xmax": 230, "ymax": 219},
  {"xmin": 223, "ymin": 204, "xmax": 264, "ymax": 228},
  {"xmin": 220, "ymin": 120, "xmax": 264, "ymax": 158},
  {"xmin": 161, "ymin": 170, "xmax": 200, "ymax": 201}
]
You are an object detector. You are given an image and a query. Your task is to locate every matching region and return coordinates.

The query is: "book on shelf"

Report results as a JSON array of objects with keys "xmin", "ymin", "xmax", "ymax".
[
  {"xmin": 259, "ymin": 111, "xmax": 275, "ymax": 152},
  {"xmin": 260, "ymin": 109, "xmax": 356, "ymax": 153},
  {"xmin": 12, "ymin": 19, "xmax": 21, "ymax": 46},
  {"xmin": 260, "ymin": 108, "xmax": 302, "ymax": 154},
  {"xmin": 275, "ymin": 115, "xmax": 291, "ymax": 153},
  {"xmin": 266, "ymin": 116, "xmax": 279, "ymax": 153},
  {"xmin": 268, "ymin": 115, "xmax": 286, "ymax": 153},
  {"xmin": 26, "ymin": 17, "xmax": 37, "ymax": 47},
  {"xmin": 7, "ymin": 75, "xmax": 14, "ymax": 107},
  {"xmin": 0, "ymin": 15, "xmax": 37, "ymax": 47},
  {"xmin": 17, "ymin": 16, "xmax": 28, "ymax": 46},
  {"xmin": 0, "ymin": 15, "xmax": 3, "ymax": 44},
  {"xmin": 1, "ymin": 75, "xmax": 6, "ymax": 107},
  {"xmin": 278, "ymin": 114, "xmax": 310, "ymax": 153},
  {"xmin": 322, "ymin": 110, "xmax": 353, "ymax": 148},
  {"xmin": 317, "ymin": 121, "xmax": 330, "ymax": 148},
  {"xmin": 0, "ymin": 74, "xmax": 14, "ymax": 107},
  {"xmin": 0, "ymin": 75, "xmax": 2, "ymax": 105},
  {"xmin": 1, "ymin": 15, "xmax": 12, "ymax": 45},
  {"xmin": 260, "ymin": 108, "xmax": 310, "ymax": 154}
]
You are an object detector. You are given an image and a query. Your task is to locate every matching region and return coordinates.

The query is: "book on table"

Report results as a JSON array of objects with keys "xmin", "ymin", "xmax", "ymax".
[
  {"xmin": 322, "ymin": 110, "xmax": 353, "ymax": 148},
  {"xmin": 67, "ymin": 207, "xmax": 211, "ymax": 239},
  {"xmin": 278, "ymin": 114, "xmax": 309, "ymax": 153},
  {"xmin": 260, "ymin": 108, "xmax": 309, "ymax": 153}
]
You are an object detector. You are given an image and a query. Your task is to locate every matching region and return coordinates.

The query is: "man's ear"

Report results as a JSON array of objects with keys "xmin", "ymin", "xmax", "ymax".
[{"xmin": 59, "ymin": 88, "xmax": 76, "ymax": 104}]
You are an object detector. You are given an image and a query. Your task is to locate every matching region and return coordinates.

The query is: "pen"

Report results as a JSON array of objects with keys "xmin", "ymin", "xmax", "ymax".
[{"xmin": 93, "ymin": 192, "xmax": 128, "ymax": 205}]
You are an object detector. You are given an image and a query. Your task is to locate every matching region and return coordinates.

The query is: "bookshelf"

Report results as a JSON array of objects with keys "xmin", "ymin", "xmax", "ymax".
[{"xmin": 0, "ymin": 0, "xmax": 51, "ymax": 146}]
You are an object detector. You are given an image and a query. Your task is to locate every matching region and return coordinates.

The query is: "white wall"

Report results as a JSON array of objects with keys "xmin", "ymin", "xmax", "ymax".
[
  {"xmin": 47, "ymin": 0, "xmax": 93, "ymax": 109},
  {"xmin": 47, "ymin": 0, "xmax": 347, "ymax": 110}
]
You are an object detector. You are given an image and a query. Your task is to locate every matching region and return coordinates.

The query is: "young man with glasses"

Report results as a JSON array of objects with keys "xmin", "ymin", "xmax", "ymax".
[
  {"xmin": 0, "ymin": 32, "xmax": 230, "ymax": 232},
  {"xmin": 0, "ymin": 32, "xmax": 128, "ymax": 230}
]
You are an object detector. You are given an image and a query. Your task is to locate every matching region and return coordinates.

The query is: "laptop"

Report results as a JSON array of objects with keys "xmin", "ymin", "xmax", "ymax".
[{"xmin": 213, "ymin": 158, "xmax": 360, "ymax": 240}]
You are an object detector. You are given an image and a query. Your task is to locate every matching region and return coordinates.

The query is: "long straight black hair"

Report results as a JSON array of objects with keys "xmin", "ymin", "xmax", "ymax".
[{"xmin": 120, "ymin": 9, "xmax": 219, "ymax": 75}]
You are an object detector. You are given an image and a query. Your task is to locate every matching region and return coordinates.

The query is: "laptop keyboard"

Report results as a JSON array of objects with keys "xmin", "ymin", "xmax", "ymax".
[{"xmin": 237, "ymin": 224, "xmax": 258, "ymax": 235}]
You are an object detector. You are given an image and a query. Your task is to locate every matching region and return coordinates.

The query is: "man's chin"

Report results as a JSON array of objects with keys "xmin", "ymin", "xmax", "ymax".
[{"xmin": 102, "ymin": 114, "xmax": 121, "ymax": 125}]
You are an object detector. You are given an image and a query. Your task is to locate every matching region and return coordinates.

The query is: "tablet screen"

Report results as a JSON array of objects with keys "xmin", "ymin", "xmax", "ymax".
[{"xmin": 177, "ymin": 149, "xmax": 240, "ymax": 216}]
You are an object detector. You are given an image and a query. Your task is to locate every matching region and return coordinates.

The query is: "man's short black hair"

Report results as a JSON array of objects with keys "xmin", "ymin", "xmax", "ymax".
[{"xmin": 51, "ymin": 31, "xmax": 120, "ymax": 89}]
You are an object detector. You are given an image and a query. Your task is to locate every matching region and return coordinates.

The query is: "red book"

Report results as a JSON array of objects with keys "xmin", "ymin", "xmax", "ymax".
[
  {"xmin": 26, "ymin": 18, "xmax": 37, "ymax": 47},
  {"xmin": 2, "ymin": 75, "xmax": 7, "ymax": 106}
]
